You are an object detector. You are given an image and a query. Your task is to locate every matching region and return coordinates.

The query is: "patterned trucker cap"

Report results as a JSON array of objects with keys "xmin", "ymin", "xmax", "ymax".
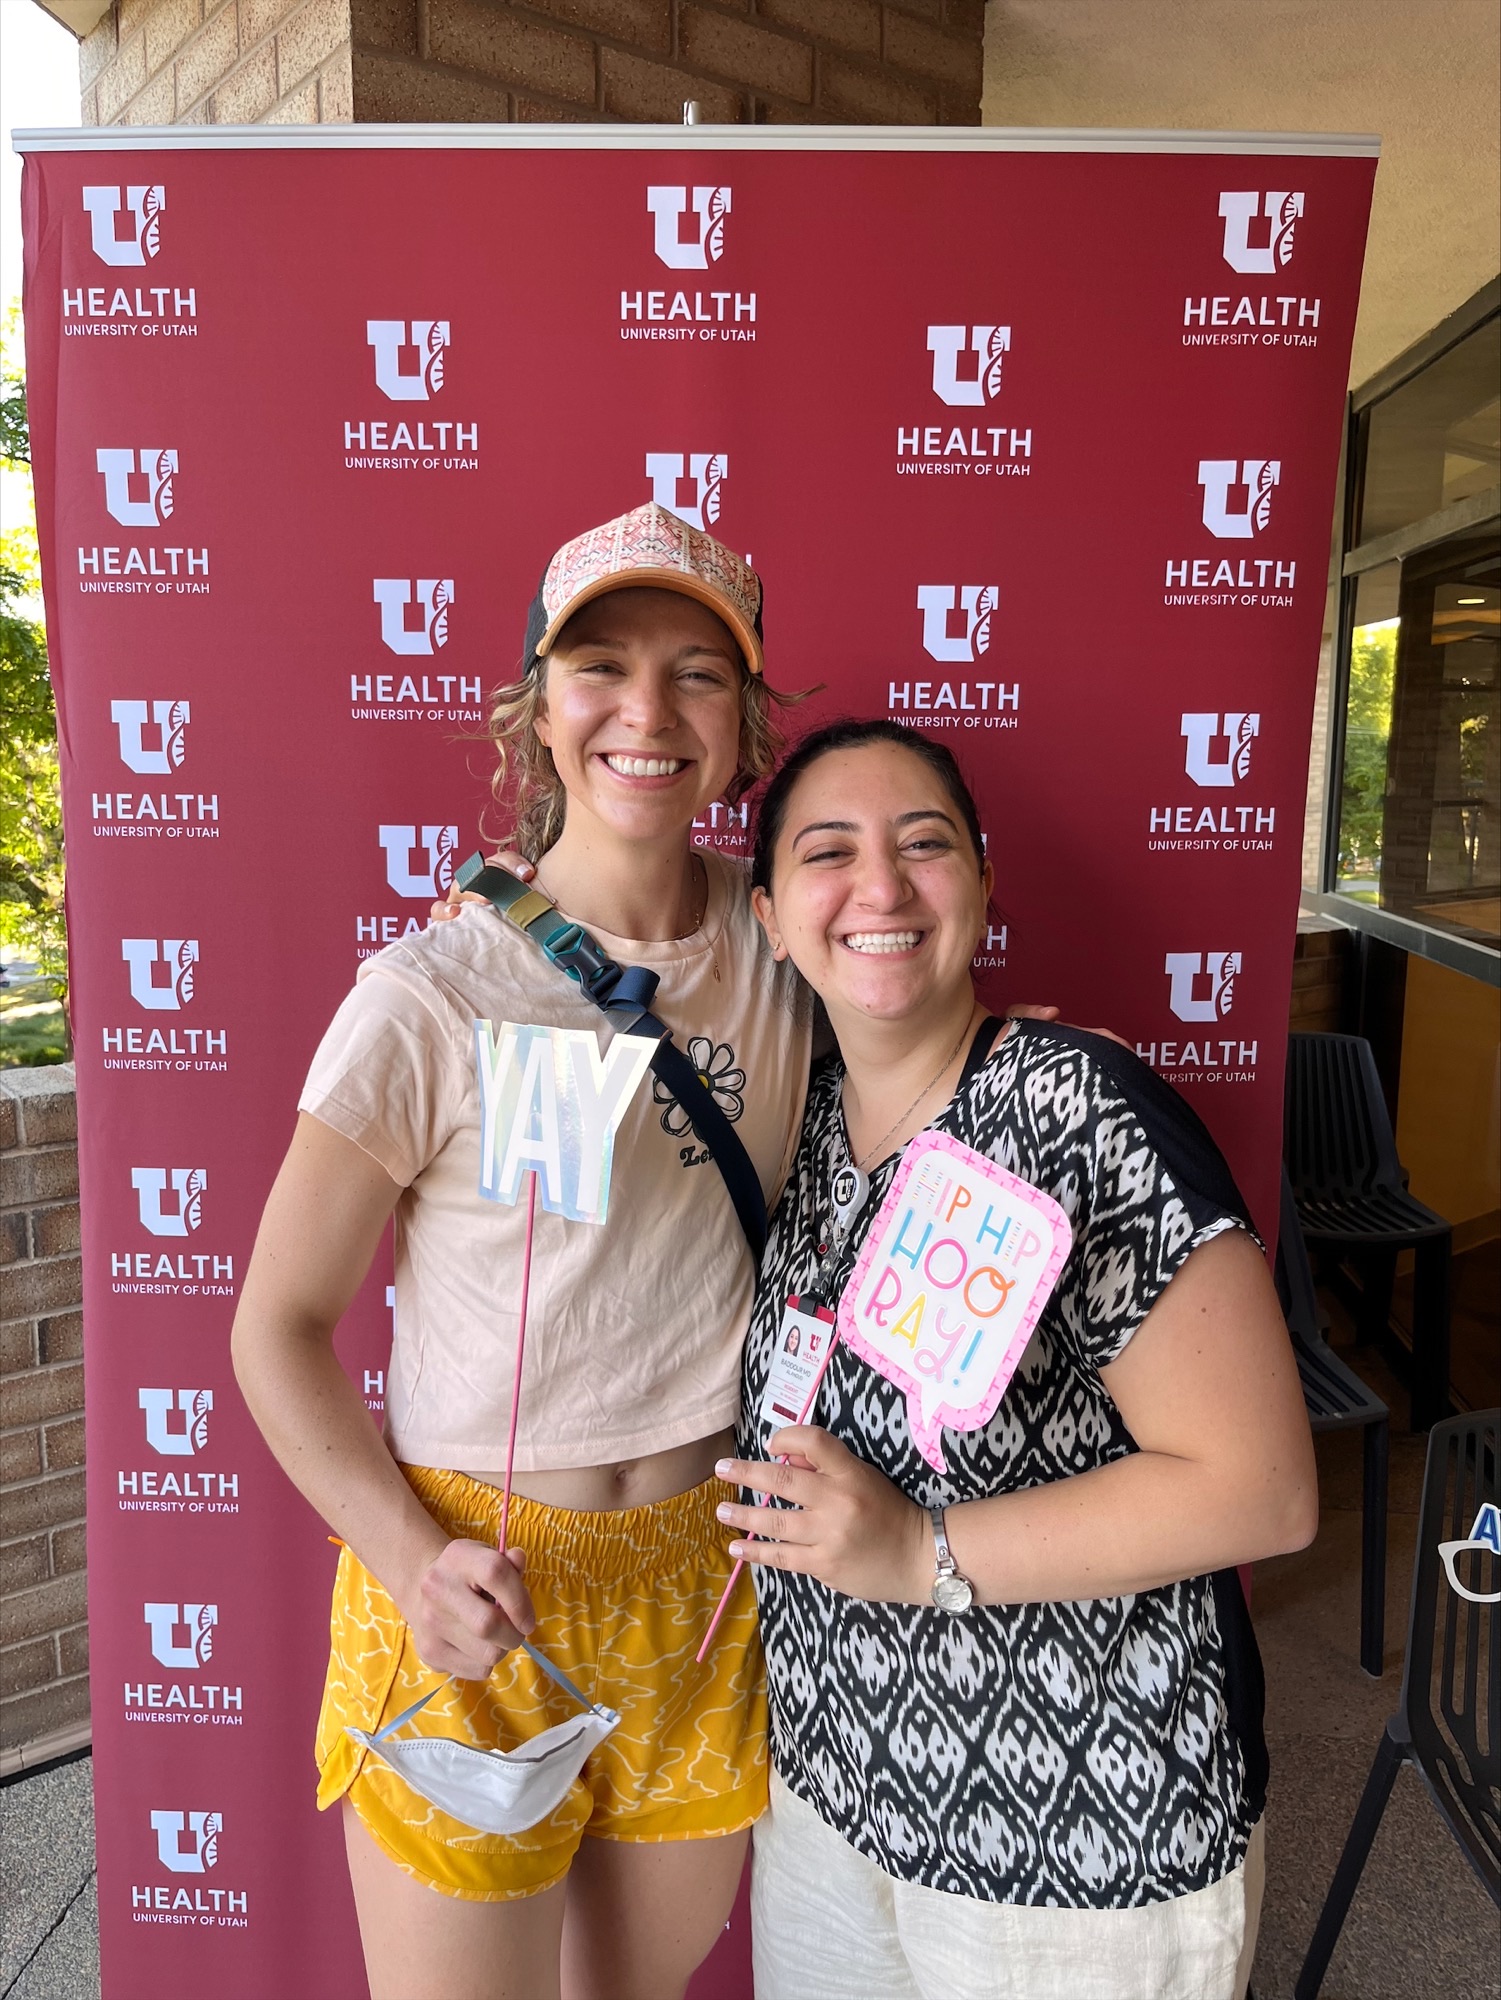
[{"xmin": 522, "ymin": 501, "xmax": 764, "ymax": 677}]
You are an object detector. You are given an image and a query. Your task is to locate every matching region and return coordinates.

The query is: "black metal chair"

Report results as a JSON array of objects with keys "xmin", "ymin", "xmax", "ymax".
[
  {"xmin": 1275, "ymin": 1171, "xmax": 1390, "ymax": 1677},
  {"xmin": 1284, "ymin": 1032, "xmax": 1453, "ymax": 1428},
  {"xmin": 1294, "ymin": 1409, "xmax": 1500, "ymax": 1998}
]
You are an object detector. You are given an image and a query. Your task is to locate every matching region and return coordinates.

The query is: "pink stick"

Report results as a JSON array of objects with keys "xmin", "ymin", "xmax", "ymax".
[
  {"xmin": 696, "ymin": 1556, "xmax": 745, "ymax": 1663},
  {"xmin": 498, "ymin": 1172, "xmax": 537, "ymax": 1560},
  {"xmin": 696, "ymin": 1481, "xmax": 779, "ymax": 1664},
  {"xmin": 697, "ymin": 1325, "xmax": 844, "ymax": 1664}
]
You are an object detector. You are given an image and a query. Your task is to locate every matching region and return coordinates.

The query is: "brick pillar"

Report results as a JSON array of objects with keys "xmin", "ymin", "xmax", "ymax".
[
  {"xmin": 352, "ymin": 0, "xmax": 984, "ymax": 124},
  {"xmin": 77, "ymin": 0, "xmax": 983, "ymax": 127},
  {"xmin": 0, "ymin": 1065, "xmax": 89, "ymax": 1776},
  {"xmin": 1290, "ymin": 920, "xmax": 1352, "ymax": 1034},
  {"xmin": 80, "ymin": 0, "xmax": 354, "ymax": 126}
]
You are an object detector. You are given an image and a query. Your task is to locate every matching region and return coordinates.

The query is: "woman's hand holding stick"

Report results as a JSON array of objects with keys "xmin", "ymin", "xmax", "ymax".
[
  {"xmin": 716, "ymin": 1234, "xmax": 1316, "ymax": 1610},
  {"xmin": 715, "ymin": 1431, "xmax": 930, "ymax": 1603}
]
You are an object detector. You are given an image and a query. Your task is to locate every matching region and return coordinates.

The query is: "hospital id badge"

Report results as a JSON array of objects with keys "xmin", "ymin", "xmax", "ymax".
[{"xmin": 760, "ymin": 1298, "xmax": 837, "ymax": 1439}]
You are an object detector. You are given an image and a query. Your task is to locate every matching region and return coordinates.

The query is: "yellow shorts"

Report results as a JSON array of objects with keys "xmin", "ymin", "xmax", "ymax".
[{"xmin": 316, "ymin": 1465, "xmax": 766, "ymax": 1901}]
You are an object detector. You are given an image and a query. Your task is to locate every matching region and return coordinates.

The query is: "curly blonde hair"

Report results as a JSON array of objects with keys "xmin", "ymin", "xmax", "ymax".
[{"xmin": 487, "ymin": 645, "xmax": 810, "ymax": 861}]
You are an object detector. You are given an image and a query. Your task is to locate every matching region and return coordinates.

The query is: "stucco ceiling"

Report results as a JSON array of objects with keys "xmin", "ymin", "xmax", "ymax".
[{"xmin": 982, "ymin": 0, "xmax": 1501, "ymax": 388}]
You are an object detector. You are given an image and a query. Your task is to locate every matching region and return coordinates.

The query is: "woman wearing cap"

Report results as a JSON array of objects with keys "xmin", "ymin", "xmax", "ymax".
[
  {"xmin": 712, "ymin": 720, "xmax": 1316, "ymax": 2000},
  {"xmin": 233, "ymin": 504, "xmax": 811, "ymax": 2000}
]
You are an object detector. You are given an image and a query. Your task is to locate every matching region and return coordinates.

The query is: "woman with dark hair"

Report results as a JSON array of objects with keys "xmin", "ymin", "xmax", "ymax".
[{"xmin": 715, "ymin": 718, "xmax": 1316, "ymax": 2000}]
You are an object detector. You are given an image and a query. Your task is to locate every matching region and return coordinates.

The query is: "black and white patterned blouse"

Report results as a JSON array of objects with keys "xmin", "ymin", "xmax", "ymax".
[{"xmin": 738, "ymin": 1018, "xmax": 1269, "ymax": 1909}]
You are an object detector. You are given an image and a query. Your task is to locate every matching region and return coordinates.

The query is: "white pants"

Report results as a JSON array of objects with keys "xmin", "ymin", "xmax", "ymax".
[{"xmin": 752, "ymin": 1773, "xmax": 1265, "ymax": 2000}]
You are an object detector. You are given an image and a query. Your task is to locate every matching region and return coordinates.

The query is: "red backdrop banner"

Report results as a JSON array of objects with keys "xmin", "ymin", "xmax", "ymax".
[{"xmin": 19, "ymin": 127, "xmax": 1374, "ymax": 1998}]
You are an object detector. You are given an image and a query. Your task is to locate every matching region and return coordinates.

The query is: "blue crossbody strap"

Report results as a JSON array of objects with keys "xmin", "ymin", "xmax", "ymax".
[{"xmin": 455, "ymin": 855, "xmax": 768, "ymax": 1262}]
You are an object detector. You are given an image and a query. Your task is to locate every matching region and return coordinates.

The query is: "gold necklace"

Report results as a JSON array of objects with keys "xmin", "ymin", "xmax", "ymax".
[
  {"xmin": 847, "ymin": 1012, "xmax": 975, "ymax": 1173},
  {"xmin": 533, "ymin": 853, "xmax": 706, "ymax": 940},
  {"xmin": 677, "ymin": 853, "xmax": 707, "ymax": 939}
]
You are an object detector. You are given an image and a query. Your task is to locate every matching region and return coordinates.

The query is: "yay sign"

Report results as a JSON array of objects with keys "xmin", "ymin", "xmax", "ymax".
[
  {"xmin": 838, "ymin": 1131, "xmax": 1071, "ymax": 1471},
  {"xmin": 474, "ymin": 1020, "xmax": 655, "ymax": 1224}
]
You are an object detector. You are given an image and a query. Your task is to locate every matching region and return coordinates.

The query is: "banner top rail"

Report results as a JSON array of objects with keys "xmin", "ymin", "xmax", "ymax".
[{"xmin": 11, "ymin": 121, "xmax": 1380, "ymax": 158}]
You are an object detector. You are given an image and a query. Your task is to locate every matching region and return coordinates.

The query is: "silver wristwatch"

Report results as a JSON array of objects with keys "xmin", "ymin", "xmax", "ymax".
[{"xmin": 929, "ymin": 1506, "xmax": 975, "ymax": 1613}]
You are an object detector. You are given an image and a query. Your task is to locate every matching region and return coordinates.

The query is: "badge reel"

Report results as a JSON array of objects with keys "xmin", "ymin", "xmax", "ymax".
[{"xmin": 760, "ymin": 1160, "xmax": 869, "ymax": 1439}]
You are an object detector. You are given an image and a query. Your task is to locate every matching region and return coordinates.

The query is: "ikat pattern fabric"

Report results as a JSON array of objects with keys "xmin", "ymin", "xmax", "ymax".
[{"xmin": 738, "ymin": 1019, "xmax": 1268, "ymax": 1910}]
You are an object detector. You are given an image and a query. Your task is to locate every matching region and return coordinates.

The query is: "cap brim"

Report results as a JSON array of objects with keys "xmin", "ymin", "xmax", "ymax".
[{"xmin": 536, "ymin": 569, "xmax": 763, "ymax": 676}]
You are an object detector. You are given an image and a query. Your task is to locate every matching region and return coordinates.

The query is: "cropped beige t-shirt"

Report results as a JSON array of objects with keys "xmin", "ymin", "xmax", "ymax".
[{"xmin": 300, "ymin": 854, "xmax": 811, "ymax": 1474}]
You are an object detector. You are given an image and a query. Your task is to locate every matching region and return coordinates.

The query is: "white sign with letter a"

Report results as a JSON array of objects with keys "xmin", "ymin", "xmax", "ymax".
[
  {"xmin": 837, "ymin": 1131, "xmax": 1072, "ymax": 1471},
  {"xmin": 473, "ymin": 1020, "xmax": 655, "ymax": 1225}
]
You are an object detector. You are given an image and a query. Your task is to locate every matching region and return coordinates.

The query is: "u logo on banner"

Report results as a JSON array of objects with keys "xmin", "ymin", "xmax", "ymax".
[
  {"xmin": 379, "ymin": 824, "xmax": 458, "ymax": 898},
  {"xmin": 82, "ymin": 184, "xmax": 164, "ymax": 266},
  {"xmin": 1219, "ymin": 190, "xmax": 1304, "ymax": 273},
  {"xmin": 138, "ymin": 1388, "xmax": 213, "ymax": 1457},
  {"xmin": 144, "ymin": 1602, "xmax": 218, "ymax": 1669},
  {"xmin": 373, "ymin": 579, "xmax": 454, "ymax": 655},
  {"xmin": 1182, "ymin": 713, "xmax": 1260, "ymax": 788},
  {"xmin": 132, "ymin": 1167, "xmax": 206, "ymax": 1237},
  {"xmin": 1198, "ymin": 459, "xmax": 1280, "ymax": 538},
  {"xmin": 96, "ymin": 447, "xmax": 177, "ymax": 527},
  {"xmin": 366, "ymin": 320, "xmax": 449, "ymax": 401},
  {"xmin": 111, "ymin": 699, "xmax": 189, "ymax": 774},
  {"xmin": 644, "ymin": 453, "xmax": 727, "ymax": 530},
  {"xmin": 150, "ymin": 1810, "xmax": 221, "ymax": 1874},
  {"xmin": 121, "ymin": 938, "xmax": 198, "ymax": 1011},
  {"xmin": 646, "ymin": 185, "xmax": 730, "ymax": 268},
  {"xmin": 927, "ymin": 325, "xmax": 1009, "ymax": 406},
  {"xmin": 1165, "ymin": 951, "xmax": 1241, "ymax": 1023},
  {"xmin": 916, "ymin": 584, "xmax": 997, "ymax": 662}
]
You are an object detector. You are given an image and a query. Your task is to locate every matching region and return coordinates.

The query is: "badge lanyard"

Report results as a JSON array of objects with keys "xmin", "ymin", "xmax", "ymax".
[{"xmin": 696, "ymin": 1156, "xmax": 871, "ymax": 1662}]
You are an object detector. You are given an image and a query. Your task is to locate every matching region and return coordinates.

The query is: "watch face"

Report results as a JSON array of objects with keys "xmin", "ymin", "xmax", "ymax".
[{"xmin": 932, "ymin": 1571, "xmax": 974, "ymax": 1613}]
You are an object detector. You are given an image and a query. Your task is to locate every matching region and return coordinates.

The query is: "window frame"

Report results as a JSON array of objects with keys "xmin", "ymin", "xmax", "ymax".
[{"xmin": 1306, "ymin": 275, "xmax": 1501, "ymax": 989}]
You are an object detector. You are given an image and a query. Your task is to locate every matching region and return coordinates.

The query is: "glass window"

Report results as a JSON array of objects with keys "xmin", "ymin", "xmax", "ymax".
[
  {"xmin": 1337, "ymin": 535, "xmax": 1500, "ymax": 943},
  {"xmin": 1355, "ymin": 317, "xmax": 1501, "ymax": 544},
  {"xmin": 1337, "ymin": 563, "xmax": 1400, "ymax": 902}
]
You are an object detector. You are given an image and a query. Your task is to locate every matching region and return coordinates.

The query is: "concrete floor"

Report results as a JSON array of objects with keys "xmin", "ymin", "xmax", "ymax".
[
  {"xmin": 1, "ymin": 1373, "xmax": 1496, "ymax": 1998},
  {"xmin": 0, "ymin": 1752, "xmax": 97, "ymax": 2000},
  {"xmin": 1252, "ymin": 1431, "xmax": 1499, "ymax": 1999}
]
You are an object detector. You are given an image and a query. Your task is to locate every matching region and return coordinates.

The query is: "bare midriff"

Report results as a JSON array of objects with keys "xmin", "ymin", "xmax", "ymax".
[{"xmin": 466, "ymin": 1427, "xmax": 735, "ymax": 1513}]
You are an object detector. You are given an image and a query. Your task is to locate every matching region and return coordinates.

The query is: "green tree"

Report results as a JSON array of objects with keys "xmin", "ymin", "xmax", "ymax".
[
  {"xmin": 0, "ymin": 317, "xmax": 68, "ymax": 1053},
  {"xmin": 1337, "ymin": 620, "xmax": 1397, "ymax": 880}
]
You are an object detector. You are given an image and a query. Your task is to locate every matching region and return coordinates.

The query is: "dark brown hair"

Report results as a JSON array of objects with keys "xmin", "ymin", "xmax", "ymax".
[{"xmin": 750, "ymin": 719, "xmax": 987, "ymax": 891}]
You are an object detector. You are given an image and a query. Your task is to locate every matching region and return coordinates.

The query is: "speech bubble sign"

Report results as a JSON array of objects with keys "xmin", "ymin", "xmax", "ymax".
[
  {"xmin": 473, "ymin": 1020, "xmax": 655, "ymax": 1225},
  {"xmin": 836, "ymin": 1129, "xmax": 1072, "ymax": 1472}
]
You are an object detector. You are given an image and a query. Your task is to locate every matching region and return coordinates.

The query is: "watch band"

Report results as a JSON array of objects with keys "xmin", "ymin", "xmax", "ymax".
[{"xmin": 929, "ymin": 1505, "xmax": 975, "ymax": 1612}]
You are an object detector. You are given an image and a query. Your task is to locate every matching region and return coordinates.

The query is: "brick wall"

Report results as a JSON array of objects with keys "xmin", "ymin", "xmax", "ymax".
[
  {"xmin": 78, "ymin": 0, "xmax": 983, "ymax": 128},
  {"xmin": 81, "ymin": 0, "xmax": 354, "ymax": 127},
  {"xmin": 0, "ymin": 1066, "xmax": 88, "ymax": 1777},
  {"xmin": 1290, "ymin": 919, "xmax": 1351, "ymax": 1034},
  {"xmin": 351, "ymin": 0, "xmax": 984, "ymax": 125}
]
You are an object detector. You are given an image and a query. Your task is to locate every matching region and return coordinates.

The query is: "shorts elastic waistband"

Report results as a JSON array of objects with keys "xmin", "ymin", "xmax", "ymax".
[{"xmin": 401, "ymin": 1465, "xmax": 732, "ymax": 1586}]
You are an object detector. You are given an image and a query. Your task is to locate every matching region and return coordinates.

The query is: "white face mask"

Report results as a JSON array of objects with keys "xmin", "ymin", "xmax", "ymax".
[{"xmin": 348, "ymin": 1640, "xmax": 621, "ymax": 1836}]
